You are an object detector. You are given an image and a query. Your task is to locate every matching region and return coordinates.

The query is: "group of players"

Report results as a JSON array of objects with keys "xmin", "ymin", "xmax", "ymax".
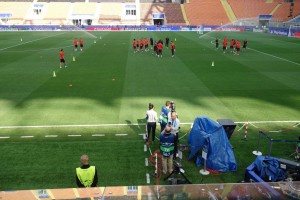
[
  {"xmin": 132, "ymin": 36, "xmax": 176, "ymax": 58},
  {"xmin": 216, "ymin": 37, "xmax": 248, "ymax": 55},
  {"xmin": 59, "ymin": 38, "xmax": 85, "ymax": 68}
]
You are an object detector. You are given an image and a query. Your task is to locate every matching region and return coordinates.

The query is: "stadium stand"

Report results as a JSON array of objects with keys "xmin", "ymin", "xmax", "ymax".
[
  {"xmin": 184, "ymin": 0, "xmax": 230, "ymax": 26},
  {"xmin": 72, "ymin": 2, "xmax": 97, "ymax": 15},
  {"xmin": 272, "ymin": 0, "xmax": 300, "ymax": 21},
  {"xmin": 140, "ymin": 3, "xmax": 185, "ymax": 25},
  {"xmin": 44, "ymin": 2, "xmax": 70, "ymax": 24},
  {"xmin": 0, "ymin": 2, "xmax": 31, "ymax": 25},
  {"xmin": 227, "ymin": 0, "xmax": 277, "ymax": 19},
  {"xmin": 98, "ymin": 3, "xmax": 122, "ymax": 24}
]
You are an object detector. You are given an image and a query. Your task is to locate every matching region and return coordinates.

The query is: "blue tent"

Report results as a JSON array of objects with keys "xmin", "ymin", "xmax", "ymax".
[{"xmin": 188, "ymin": 116, "xmax": 237, "ymax": 172}]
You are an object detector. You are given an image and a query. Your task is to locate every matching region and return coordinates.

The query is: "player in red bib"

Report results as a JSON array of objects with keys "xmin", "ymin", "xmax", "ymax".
[
  {"xmin": 230, "ymin": 39, "xmax": 235, "ymax": 52},
  {"xmin": 74, "ymin": 38, "xmax": 78, "ymax": 51},
  {"xmin": 139, "ymin": 39, "xmax": 144, "ymax": 52},
  {"xmin": 171, "ymin": 41, "xmax": 175, "ymax": 58},
  {"xmin": 59, "ymin": 49, "xmax": 67, "ymax": 68},
  {"xmin": 136, "ymin": 39, "xmax": 140, "ymax": 52},
  {"xmin": 235, "ymin": 40, "xmax": 241, "ymax": 55},
  {"xmin": 224, "ymin": 37, "xmax": 228, "ymax": 44},
  {"xmin": 133, "ymin": 39, "xmax": 137, "ymax": 53},
  {"xmin": 79, "ymin": 38, "xmax": 83, "ymax": 51},
  {"xmin": 223, "ymin": 41, "xmax": 227, "ymax": 53},
  {"xmin": 157, "ymin": 41, "xmax": 163, "ymax": 58},
  {"xmin": 144, "ymin": 38, "xmax": 149, "ymax": 52}
]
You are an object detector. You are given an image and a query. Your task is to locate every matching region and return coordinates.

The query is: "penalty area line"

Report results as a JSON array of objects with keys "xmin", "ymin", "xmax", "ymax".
[{"xmin": 248, "ymin": 47, "xmax": 300, "ymax": 66}]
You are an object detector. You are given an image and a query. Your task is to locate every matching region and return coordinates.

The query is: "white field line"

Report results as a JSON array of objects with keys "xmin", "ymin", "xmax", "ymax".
[
  {"xmin": 0, "ymin": 136, "xmax": 10, "ymax": 139},
  {"xmin": 249, "ymin": 123, "xmax": 259, "ymax": 128},
  {"xmin": 179, "ymin": 132, "xmax": 188, "ymax": 140},
  {"xmin": 21, "ymin": 136, "xmax": 34, "ymax": 138},
  {"xmin": 0, "ymin": 45, "xmax": 73, "ymax": 53},
  {"xmin": 92, "ymin": 134, "xmax": 105, "ymax": 137},
  {"xmin": 237, "ymin": 123, "xmax": 246, "ymax": 132},
  {"xmin": 115, "ymin": 134, "xmax": 128, "ymax": 136},
  {"xmin": 248, "ymin": 47, "xmax": 300, "ymax": 66},
  {"xmin": 45, "ymin": 135, "xmax": 58, "ymax": 138},
  {"xmin": 0, "ymin": 121, "xmax": 299, "ymax": 130},
  {"xmin": 148, "ymin": 146, "xmax": 153, "ymax": 156},
  {"xmin": 0, "ymin": 32, "xmax": 66, "ymax": 51},
  {"xmin": 293, "ymin": 123, "xmax": 300, "ymax": 127},
  {"xmin": 207, "ymin": 34, "xmax": 300, "ymax": 66},
  {"xmin": 68, "ymin": 135, "xmax": 81, "ymax": 137}
]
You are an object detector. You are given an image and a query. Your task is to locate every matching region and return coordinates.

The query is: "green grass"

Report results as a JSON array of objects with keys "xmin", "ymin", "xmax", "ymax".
[{"xmin": 0, "ymin": 31, "xmax": 299, "ymax": 190}]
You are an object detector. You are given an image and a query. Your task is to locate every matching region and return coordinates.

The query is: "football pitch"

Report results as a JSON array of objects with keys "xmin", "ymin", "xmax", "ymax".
[{"xmin": 0, "ymin": 31, "xmax": 299, "ymax": 190}]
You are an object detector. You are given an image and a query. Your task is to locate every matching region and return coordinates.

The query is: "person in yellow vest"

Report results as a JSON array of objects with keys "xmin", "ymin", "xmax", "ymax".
[{"xmin": 76, "ymin": 154, "xmax": 98, "ymax": 187}]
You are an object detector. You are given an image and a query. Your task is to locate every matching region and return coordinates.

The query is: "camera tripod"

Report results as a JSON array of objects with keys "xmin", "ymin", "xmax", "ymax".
[{"xmin": 163, "ymin": 164, "xmax": 191, "ymax": 184}]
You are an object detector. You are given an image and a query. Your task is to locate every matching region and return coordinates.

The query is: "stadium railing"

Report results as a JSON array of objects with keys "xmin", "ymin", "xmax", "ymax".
[{"xmin": 1, "ymin": 182, "xmax": 300, "ymax": 199}]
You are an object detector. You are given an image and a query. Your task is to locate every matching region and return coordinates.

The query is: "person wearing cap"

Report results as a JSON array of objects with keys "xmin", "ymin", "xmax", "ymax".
[
  {"xmin": 76, "ymin": 154, "xmax": 98, "ymax": 187},
  {"xmin": 146, "ymin": 103, "xmax": 157, "ymax": 144},
  {"xmin": 159, "ymin": 126, "xmax": 175, "ymax": 175}
]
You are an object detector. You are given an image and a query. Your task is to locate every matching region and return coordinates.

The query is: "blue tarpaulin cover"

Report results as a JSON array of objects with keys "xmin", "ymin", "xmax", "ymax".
[
  {"xmin": 188, "ymin": 116, "xmax": 237, "ymax": 172},
  {"xmin": 254, "ymin": 156, "xmax": 286, "ymax": 182}
]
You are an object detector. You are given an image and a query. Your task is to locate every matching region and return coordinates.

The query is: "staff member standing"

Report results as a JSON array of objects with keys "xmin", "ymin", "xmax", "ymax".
[
  {"xmin": 170, "ymin": 112, "xmax": 180, "ymax": 159},
  {"xmin": 171, "ymin": 41, "xmax": 175, "ymax": 58},
  {"xmin": 76, "ymin": 154, "xmax": 98, "ymax": 187},
  {"xmin": 146, "ymin": 103, "xmax": 157, "ymax": 144},
  {"xmin": 159, "ymin": 101, "xmax": 171, "ymax": 133},
  {"xmin": 160, "ymin": 126, "xmax": 175, "ymax": 175}
]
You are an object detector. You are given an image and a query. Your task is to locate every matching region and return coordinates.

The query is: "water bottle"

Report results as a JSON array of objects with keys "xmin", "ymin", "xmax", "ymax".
[{"xmin": 146, "ymin": 173, "xmax": 150, "ymax": 184}]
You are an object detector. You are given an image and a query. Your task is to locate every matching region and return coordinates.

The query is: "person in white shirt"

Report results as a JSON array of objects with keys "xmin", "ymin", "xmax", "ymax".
[
  {"xmin": 146, "ymin": 103, "xmax": 158, "ymax": 144},
  {"xmin": 169, "ymin": 112, "xmax": 180, "ymax": 159}
]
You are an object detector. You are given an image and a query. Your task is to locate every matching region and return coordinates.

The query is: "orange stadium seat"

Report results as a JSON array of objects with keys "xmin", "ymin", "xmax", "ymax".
[{"xmin": 184, "ymin": 0, "xmax": 230, "ymax": 26}]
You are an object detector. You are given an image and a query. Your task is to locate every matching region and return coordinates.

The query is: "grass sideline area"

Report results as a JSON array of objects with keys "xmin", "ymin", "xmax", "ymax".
[{"xmin": 0, "ymin": 31, "xmax": 299, "ymax": 190}]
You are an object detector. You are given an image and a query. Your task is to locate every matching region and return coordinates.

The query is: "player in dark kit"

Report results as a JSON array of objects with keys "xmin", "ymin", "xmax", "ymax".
[
  {"xmin": 153, "ymin": 41, "xmax": 158, "ymax": 56},
  {"xmin": 165, "ymin": 36, "xmax": 169, "ymax": 48},
  {"xmin": 215, "ymin": 38, "xmax": 219, "ymax": 49},
  {"xmin": 158, "ymin": 39, "xmax": 163, "ymax": 46},
  {"xmin": 243, "ymin": 39, "xmax": 248, "ymax": 50},
  {"xmin": 150, "ymin": 37, "xmax": 154, "ymax": 49},
  {"xmin": 171, "ymin": 41, "xmax": 175, "ymax": 58}
]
